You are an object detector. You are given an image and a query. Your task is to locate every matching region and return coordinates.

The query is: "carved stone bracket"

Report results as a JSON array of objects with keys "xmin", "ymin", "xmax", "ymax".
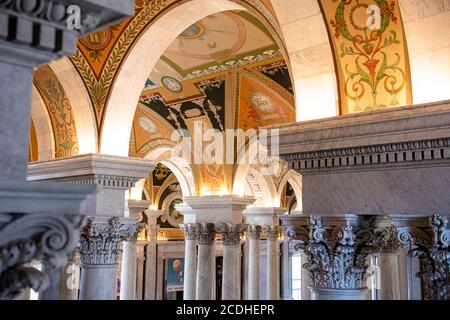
[
  {"xmin": 397, "ymin": 214, "xmax": 449, "ymax": 300},
  {"xmin": 0, "ymin": 212, "xmax": 86, "ymax": 300},
  {"xmin": 217, "ymin": 223, "xmax": 246, "ymax": 246},
  {"xmin": 79, "ymin": 217, "xmax": 137, "ymax": 266}
]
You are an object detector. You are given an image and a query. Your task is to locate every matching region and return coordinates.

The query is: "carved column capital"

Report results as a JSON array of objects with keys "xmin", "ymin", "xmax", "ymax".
[
  {"xmin": 197, "ymin": 223, "xmax": 216, "ymax": 245},
  {"xmin": 79, "ymin": 217, "xmax": 137, "ymax": 266},
  {"xmin": 397, "ymin": 214, "xmax": 450, "ymax": 300},
  {"xmin": 0, "ymin": 212, "xmax": 85, "ymax": 300},
  {"xmin": 303, "ymin": 214, "xmax": 371, "ymax": 290},
  {"xmin": 247, "ymin": 225, "xmax": 262, "ymax": 240},
  {"xmin": 264, "ymin": 225, "xmax": 280, "ymax": 241},
  {"xmin": 217, "ymin": 223, "xmax": 246, "ymax": 246},
  {"xmin": 180, "ymin": 223, "xmax": 200, "ymax": 241}
]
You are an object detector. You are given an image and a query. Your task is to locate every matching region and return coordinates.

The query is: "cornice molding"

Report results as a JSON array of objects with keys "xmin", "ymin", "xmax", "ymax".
[{"xmin": 27, "ymin": 153, "xmax": 154, "ymax": 188}]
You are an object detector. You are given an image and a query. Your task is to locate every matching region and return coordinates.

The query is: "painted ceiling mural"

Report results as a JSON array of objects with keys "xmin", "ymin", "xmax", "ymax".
[
  {"xmin": 145, "ymin": 10, "xmax": 278, "ymax": 88},
  {"xmin": 320, "ymin": 0, "xmax": 412, "ymax": 114},
  {"xmin": 33, "ymin": 66, "xmax": 79, "ymax": 158},
  {"xmin": 69, "ymin": 0, "xmax": 283, "ymax": 135},
  {"xmin": 133, "ymin": 53, "xmax": 295, "ymax": 193}
]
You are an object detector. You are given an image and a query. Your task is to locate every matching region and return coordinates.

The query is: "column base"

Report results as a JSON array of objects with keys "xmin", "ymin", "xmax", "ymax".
[{"xmin": 310, "ymin": 287, "xmax": 370, "ymax": 300}]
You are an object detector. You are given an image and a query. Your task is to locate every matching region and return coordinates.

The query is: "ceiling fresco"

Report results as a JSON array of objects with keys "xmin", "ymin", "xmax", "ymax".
[
  {"xmin": 33, "ymin": 66, "xmax": 79, "ymax": 159},
  {"xmin": 68, "ymin": 0, "xmax": 282, "ymax": 135},
  {"xmin": 145, "ymin": 10, "xmax": 279, "ymax": 90},
  {"xmin": 131, "ymin": 54, "xmax": 295, "ymax": 193}
]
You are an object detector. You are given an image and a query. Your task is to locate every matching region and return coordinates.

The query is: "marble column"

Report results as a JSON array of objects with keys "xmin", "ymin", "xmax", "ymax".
[
  {"xmin": 79, "ymin": 217, "xmax": 138, "ymax": 300},
  {"xmin": 136, "ymin": 244, "xmax": 145, "ymax": 300},
  {"xmin": 120, "ymin": 200, "xmax": 149, "ymax": 300},
  {"xmin": 39, "ymin": 251, "xmax": 80, "ymax": 300},
  {"xmin": 180, "ymin": 223, "xmax": 199, "ymax": 300},
  {"xmin": 143, "ymin": 209, "xmax": 163, "ymax": 300},
  {"xmin": 376, "ymin": 252, "xmax": 401, "ymax": 300},
  {"xmin": 265, "ymin": 226, "xmax": 280, "ymax": 300},
  {"xmin": 196, "ymin": 223, "xmax": 216, "ymax": 300},
  {"xmin": 247, "ymin": 225, "xmax": 262, "ymax": 300},
  {"xmin": 0, "ymin": 1, "xmax": 133, "ymax": 300},
  {"xmin": 120, "ymin": 236, "xmax": 139, "ymax": 300},
  {"xmin": 218, "ymin": 223, "xmax": 246, "ymax": 300},
  {"xmin": 301, "ymin": 251, "xmax": 311, "ymax": 300}
]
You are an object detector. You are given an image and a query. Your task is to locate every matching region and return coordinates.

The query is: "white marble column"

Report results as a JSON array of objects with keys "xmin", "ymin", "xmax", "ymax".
[
  {"xmin": 39, "ymin": 251, "xmax": 80, "ymax": 300},
  {"xmin": 79, "ymin": 217, "xmax": 138, "ymax": 300},
  {"xmin": 218, "ymin": 223, "xmax": 245, "ymax": 300},
  {"xmin": 120, "ymin": 200, "xmax": 149, "ymax": 300},
  {"xmin": 143, "ymin": 209, "xmax": 163, "ymax": 300},
  {"xmin": 377, "ymin": 252, "xmax": 401, "ymax": 300},
  {"xmin": 136, "ymin": 244, "xmax": 145, "ymax": 300},
  {"xmin": 247, "ymin": 225, "xmax": 262, "ymax": 300},
  {"xmin": 265, "ymin": 226, "xmax": 280, "ymax": 300},
  {"xmin": 120, "ymin": 239, "xmax": 138, "ymax": 300},
  {"xmin": 180, "ymin": 223, "xmax": 199, "ymax": 300},
  {"xmin": 301, "ymin": 252, "xmax": 311, "ymax": 300},
  {"xmin": 196, "ymin": 223, "xmax": 216, "ymax": 300}
]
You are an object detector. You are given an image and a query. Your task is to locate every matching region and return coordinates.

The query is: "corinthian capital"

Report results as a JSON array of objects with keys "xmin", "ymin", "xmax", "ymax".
[
  {"xmin": 218, "ymin": 223, "xmax": 246, "ymax": 246},
  {"xmin": 401, "ymin": 214, "xmax": 450, "ymax": 300},
  {"xmin": 79, "ymin": 217, "xmax": 137, "ymax": 265},
  {"xmin": 180, "ymin": 223, "xmax": 200, "ymax": 241},
  {"xmin": 247, "ymin": 225, "xmax": 262, "ymax": 240},
  {"xmin": 197, "ymin": 223, "xmax": 216, "ymax": 245},
  {"xmin": 264, "ymin": 226, "xmax": 280, "ymax": 241},
  {"xmin": 0, "ymin": 212, "xmax": 85, "ymax": 300}
]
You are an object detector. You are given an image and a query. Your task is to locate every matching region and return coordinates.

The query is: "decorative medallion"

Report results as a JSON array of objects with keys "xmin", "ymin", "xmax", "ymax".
[
  {"xmin": 250, "ymin": 92, "xmax": 275, "ymax": 112},
  {"xmin": 162, "ymin": 76, "xmax": 183, "ymax": 93},
  {"xmin": 178, "ymin": 22, "xmax": 206, "ymax": 39},
  {"xmin": 138, "ymin": 117, "xmax": 157, "ymax": 134},
  {"xmin": 79, "ymin": 29, "xmax": 113, "ymax": 51}
]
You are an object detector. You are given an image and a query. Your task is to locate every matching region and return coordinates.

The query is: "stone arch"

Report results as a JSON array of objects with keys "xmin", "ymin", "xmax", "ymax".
[
  {"xmin": 398, "ymin": 0, "xmax": 450, "ymax": 104},
  {"xmin": 30, "ymin": 85, "xmax": 55, "ymax": 161},
  {"xmin": 49, "ymin": 57, "xmax": 98, "ymax": 154},
  {"xmin": 100, "ymin": 0, "xmax": 296, "ymax": 156},
  {"xmin": 246, "ymin": 166, "xmax": 278, "ymax": 207},
  {"xmin": 270, "ymin": 0, "xmax": 339, "ymax": 121},
  {"xmin": 276, "ymin": 169, "xmax": 302, "ymax": 212}
]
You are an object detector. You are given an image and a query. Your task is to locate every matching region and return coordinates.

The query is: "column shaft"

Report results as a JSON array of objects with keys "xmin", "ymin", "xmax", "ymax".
[
  {"xmin": 219, "ymin": 223, "xmax": 245, "ymax": 300},
  {"xmin": 248, "ymin": 225, "xmax": 261, "ymax": 300},
  {"xmin": 184, "ymin": 238, "xmax": 198, "ymax": 300},
  {"xmin": 377, "ymin": 253, "xmax": 401, "ymax": 300},
  {"xmin": 266, "ymin": 227, "xmax": 279, "ymax": 300},
  {"xmin": 196, "ymin": 223, "xmax": 216, "ymax": 300},
  {"xmin": 120, "ymin": 241, "xmax": 138, "ymax": 300}
]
